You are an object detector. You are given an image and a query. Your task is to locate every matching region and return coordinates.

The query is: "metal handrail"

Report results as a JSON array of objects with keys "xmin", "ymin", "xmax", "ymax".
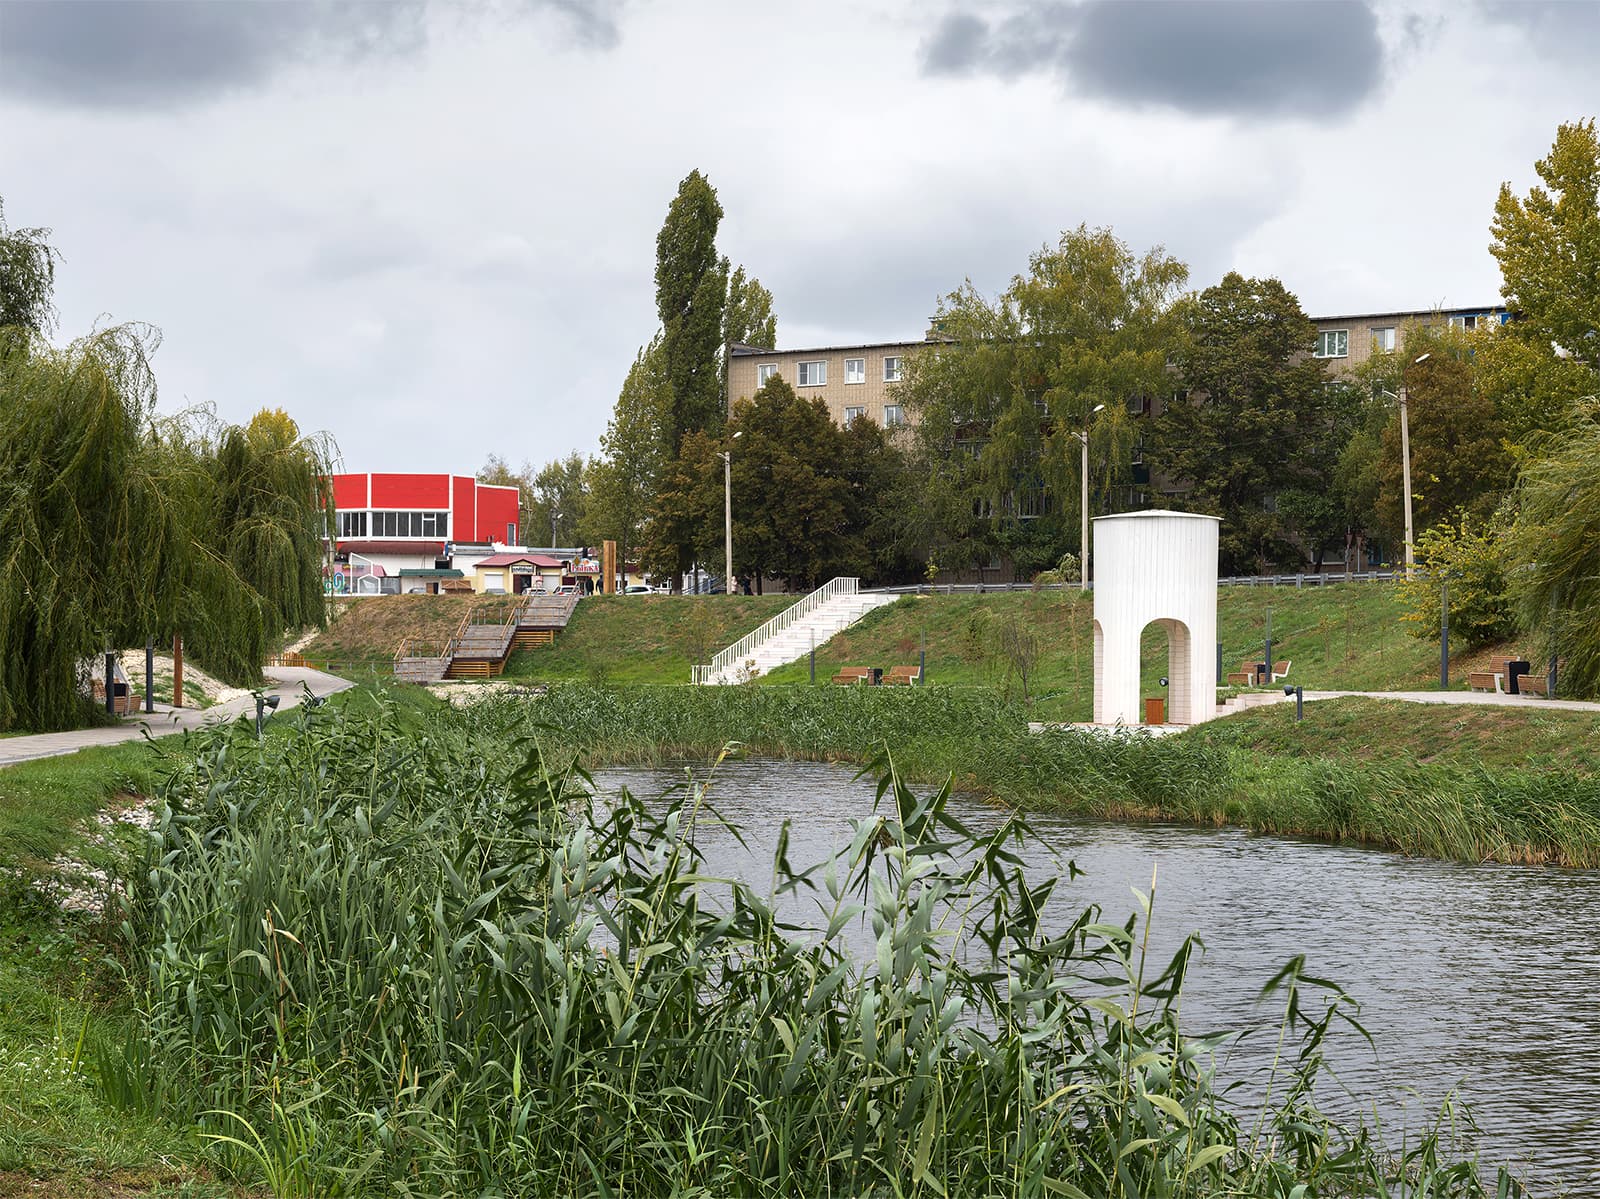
[{"xmin": 696, "ymin": 577, "xmax": 859, "ymax": 684}]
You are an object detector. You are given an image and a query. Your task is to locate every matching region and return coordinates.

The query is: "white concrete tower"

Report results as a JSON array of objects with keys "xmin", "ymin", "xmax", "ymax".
[{"xmin": 1092, "ymin": 511, "xmax": 1220, "ymax": 726}]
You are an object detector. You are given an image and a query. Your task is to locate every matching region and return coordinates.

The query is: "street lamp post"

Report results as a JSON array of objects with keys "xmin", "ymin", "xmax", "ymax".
[
  {"xmin": 1076, "ymin": 404, "xmax": 1106, "ymax": 591},
  {"xmin": 721, "ymin": 430, "xmax": 742, "ymax": 595},
  {"xmin": 1382, "ymin": 351, "xmax": 1430, "ymax": 580}
]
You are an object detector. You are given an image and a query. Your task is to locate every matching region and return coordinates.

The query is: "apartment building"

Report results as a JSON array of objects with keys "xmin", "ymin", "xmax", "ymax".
[
  {"xmin": 1309, "ymin": 305, "xmax": 1507, "ymax": 376},
  {"xmin": 727, "ymin": 305, "xmax": 1507, "ymax": 434},
  {"xmin": 726, "ymin": 335, "xmax": 938, "ymax": 428}
]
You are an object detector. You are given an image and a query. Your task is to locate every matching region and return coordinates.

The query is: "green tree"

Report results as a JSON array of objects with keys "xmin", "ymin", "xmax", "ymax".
[
  {"xmin": 532, "ymin": 452, "xmax": 588, "ymax": 547},
  {"xmin": 1505, "ymin": 413, "xmax": 1600, "ymax": 693},
  {"xmin": 656, "ymin": 170, "xmax": 729, "ymax": 451},
  {"xmin": 727, "ymin": 378, "xmax": 851, "ymax": 591},
  {"xmin": 900, "ymin": 226, "xmax": 1187, "ymax": 576},
  {"xmin": 0, "ymin": 329, "xmax": 329, "ymax": 730},
  {"xmin": 640, "ymin": 431, "xmax": 720, "ymax": 586},
  {"xmin": 723, "ymin": 265, "xmax": 776, "ymax": 351},
  {"xmin": 1148, "ymin": 273, "xmax": 1350, "ymax": 574},
  {"xmin": 1375, "ymin": 334, "xmax": 1511, "ymax": 544},
  {"xmin": 1492, "ymin": 119, "xmax": 1600, "ymax": 374},
  {"xmin": 584, "ymin": 338, "xmax": 668, "ymax": 573},
  {"xmin": 1396, "ymin": 516, "xmax": 1515, "ymax": 650},
  {"xmin": 477, "ymin": 455, "xmax": 538, "ymax": 544},
  {"xmin": 0, "ymin": 198, "xmax": 57, "ymax": 339}
]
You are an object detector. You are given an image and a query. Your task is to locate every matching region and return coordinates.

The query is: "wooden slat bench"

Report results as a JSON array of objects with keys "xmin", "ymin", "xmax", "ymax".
[
  {"xmin": 1270, "ymin": 660, "xmax": 1292, "ymax": 682},
  {"xmin": 1469, "ymin": 671, "xmax": 1499, "ymax": 693},
  {"xmin": 883, "ymin": 665, "xmax": 921, "ymax": 686},
  {"xmin": 832, "ymin": 666, "xmax": 872, "ymax": 686},
  {"xmin": 1520, "ymin": 674, "xmax": 1550, "ymax": 696}
]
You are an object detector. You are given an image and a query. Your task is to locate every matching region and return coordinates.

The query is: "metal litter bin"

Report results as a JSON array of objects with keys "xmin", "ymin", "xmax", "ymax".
[
  {"xmin": 870, "ymin": 667, "xmax": 883, "ymax": 687},
  {"xmin": 1506, "ymin": 659, "xmax": 1531, "ymax": 695}
]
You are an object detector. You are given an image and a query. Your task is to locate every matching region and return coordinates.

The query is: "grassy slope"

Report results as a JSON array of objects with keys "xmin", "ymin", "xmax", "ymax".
[
  {"xmin": 762, "ymin": 584, "xmax": 1536, "ymax": 718},
  {"xmin": 1185, "ymin": 696, "xmax": 1600, "ymax": 774},
  {"xmin": 502, "ymin": 594, "xmax": 793, "ymax": 684},
  {"xmin": 304, "ymin": 594, "xmax": 796, "ymax": 685},
  {"xmin": 304, "ymin": 595, "xmax": 480, "ymax": 667}
]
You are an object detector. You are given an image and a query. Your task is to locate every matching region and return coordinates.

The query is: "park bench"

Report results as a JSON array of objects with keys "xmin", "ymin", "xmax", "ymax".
[
  {"xmin": 883, "ymin": 665, "xmax": 921, "ymax": 686},
  {"xmin": 1469, "ymin": 671, "xmax": 1498, "ymax": 693},
  {"xmin": 91, "ymin": 679, "xmax": 142, "ymax": 716},
  {"xmin": 1270, "ymin": 660, "xmax": 1292, "ymax": 682},
  {"xmin": 1521, "ymin": 674, "xmax": 1550, "ymax": 697},
  {"xmin": 832, "ymin": 666, "xmax": 872, "ymax": 686}
]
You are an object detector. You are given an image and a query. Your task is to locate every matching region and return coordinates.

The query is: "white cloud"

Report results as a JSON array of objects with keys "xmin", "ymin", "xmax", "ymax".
[{"xmin": 0, "ymin": 0, "xmax": 1593, "ymax": 473}]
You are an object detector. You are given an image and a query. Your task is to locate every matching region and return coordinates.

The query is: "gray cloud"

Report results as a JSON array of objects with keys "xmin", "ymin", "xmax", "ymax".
[
  {"xmin": 0, "ymin": 0, "xmax": 619, "ymax": 109},
  {"xmin": 1472, "ymin": 0, "xmax": 1600, "ymax": 61},
  {"xmin": 922, "ymin": 0, "xmax": 1384, "ymax": 119}
]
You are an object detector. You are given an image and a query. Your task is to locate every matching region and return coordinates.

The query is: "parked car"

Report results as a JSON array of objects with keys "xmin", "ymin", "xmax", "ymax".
[{"xmin": 622, "ymin": 584, "xmax": 652, "ymax": 595}]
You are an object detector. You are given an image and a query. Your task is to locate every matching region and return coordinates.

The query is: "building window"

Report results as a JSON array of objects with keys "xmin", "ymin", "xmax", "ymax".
[
  {"xmin": 1370, "ymin": 326, "xmax": 1396, "ymax": 352},
  {"xmin": 845, "ymin": 357, "xmax": 865, "ymax": 384},
  {"xmin": 883, "ymin": 356, "xmax": 902, "ymax": 382},
  {"xmin": 1449, "ymin": 314, "xmax": 1479, "ymax": 330},
  {"xmin": 757, "ymin": 363, "xmax": 778, "ymax": 386},
  {"xmin": 797, "ymin": 360, "xmax": 827, "ymax": 386},
  {"xmin": 372, "ymin": 510, "xmax": 448, "ymax": 538},
  {"xmin": 1314, "ymin": 330, "xmax": 1349, "ymax": 358},
  {"xmin": 338, "ymin": 511, "xmax": 368, "ymax": 538},
  {"xmin": 843, "ymin": 405, "xmax": 865, "ymax": 424},
  {"xmin": 883, "ymin": 404, "xmax": 904, "ymax": 427}
]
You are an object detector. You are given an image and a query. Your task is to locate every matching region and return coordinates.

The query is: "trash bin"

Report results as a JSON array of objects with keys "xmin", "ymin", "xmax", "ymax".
[
  {"xmin": 1506, "ymin": 659, "xmax": 1531, "ymax": 695},
  {"xmin": 870, "ymin": 667, "xmax": 884, "ymax": 687},
  {"xmin": 1144, "ymin": 697, "xmax": 1166, "ymax": 725},
  {"xmin": 1254, "ymin": 662, "xmax": 1269, "ymax": 685}
]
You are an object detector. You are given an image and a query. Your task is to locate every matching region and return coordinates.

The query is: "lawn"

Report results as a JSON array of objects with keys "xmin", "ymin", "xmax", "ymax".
[
  {"xmin": 502, "ymin": 593, "xmax": 793, "ymax": 684},
  {"xmin": 761, "ymin": 583, "xmax": 1534, "ymax": 718}
]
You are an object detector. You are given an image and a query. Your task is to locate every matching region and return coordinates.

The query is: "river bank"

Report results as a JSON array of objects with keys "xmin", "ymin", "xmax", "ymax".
[
  {"xmin": 1, "ymin": 693, "xmax": 1525, "ymax": 1196},
  {"xmin": 522, "ymin": 685, "xmax": 1600, "ymax": 867}
]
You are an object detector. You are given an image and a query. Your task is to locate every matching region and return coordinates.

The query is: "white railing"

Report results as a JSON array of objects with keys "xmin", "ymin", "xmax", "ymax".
[{"xmin": 692, "ymin": 577, "xmax": 859, "ymax": 685}]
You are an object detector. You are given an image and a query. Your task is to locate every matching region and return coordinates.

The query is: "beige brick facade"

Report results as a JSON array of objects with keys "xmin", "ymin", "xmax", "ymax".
[
  {"xmin": 1310, "ymin": 306, "xmax": 1505, "ymax": 376},
  {"xmin": 726, "ymin": 340, "xmax": 927, "ymax": 430}
]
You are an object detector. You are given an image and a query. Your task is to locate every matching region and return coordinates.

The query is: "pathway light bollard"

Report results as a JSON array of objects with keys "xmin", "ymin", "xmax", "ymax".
[
  {"xmin": 1284, "ymin": 684, "xmax": 1303, "ymax": 722},
  {"xmin": 145, "ymin": 637, "xmax": 155, "ymax": 714},
  {"xmin": 105, "ymin": 651, "xmax": 116, "ymax": 715},
  {"xmin": 255, "ymin": 692, "xmax": 281, "ymax": 739}
]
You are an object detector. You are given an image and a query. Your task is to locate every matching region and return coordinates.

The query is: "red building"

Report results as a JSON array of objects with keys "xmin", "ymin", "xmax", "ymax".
[
  {"xmin": 330, "ymin": 473, "xmax": 519, "ymax": 550},
  {"xmin": 326, "ymin": 473, "xmax": 520, "ymax": 593}
]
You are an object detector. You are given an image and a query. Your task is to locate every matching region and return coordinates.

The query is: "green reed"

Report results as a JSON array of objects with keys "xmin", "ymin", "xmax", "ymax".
[
  {"xmin": 98, "ymin": 690, "xmax": 1528, "ymax": 1195},
  {"xmin": 516, "ymin": 684, "xmax": 1600, "ymax": 866}
]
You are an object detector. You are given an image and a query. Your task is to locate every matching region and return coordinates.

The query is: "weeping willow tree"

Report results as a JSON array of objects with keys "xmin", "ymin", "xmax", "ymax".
[
  {"xmin": 0, "ymin": 326, "xmax": 332, "ymax": 731},
  {"xmin": 1505, "ymin": 412, "xmax": 1600, "ymax": 697}
]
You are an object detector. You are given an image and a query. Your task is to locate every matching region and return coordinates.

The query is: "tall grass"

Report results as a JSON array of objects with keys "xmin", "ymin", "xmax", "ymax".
[
  {"xmin": 522, "ymin": 685, "xmax": 1600, "ymax": 867},
  {"xmin": 104, "ymin": 694, "xmax": 1520, "ymax": 1195}
]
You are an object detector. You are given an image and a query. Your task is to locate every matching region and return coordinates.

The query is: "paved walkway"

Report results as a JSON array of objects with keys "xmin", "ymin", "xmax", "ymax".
[
  {"xmin": 0, "ymin": 666, "xmax": 354, "ymax": 767},
  {"xmin": 1030, "ymin": 686, "xmax": 1600, "ymax": 736}
]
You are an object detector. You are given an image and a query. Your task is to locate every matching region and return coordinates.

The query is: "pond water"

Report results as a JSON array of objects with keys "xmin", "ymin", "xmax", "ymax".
[{"xmin": 593, "ymin": 756, "xmax": 1600, "ymax": 1191}]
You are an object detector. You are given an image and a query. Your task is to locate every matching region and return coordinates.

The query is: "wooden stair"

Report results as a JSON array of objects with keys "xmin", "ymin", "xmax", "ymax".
[{"xmin": 393, "ymin": 591, "xmax": 580, "ymax": 684}]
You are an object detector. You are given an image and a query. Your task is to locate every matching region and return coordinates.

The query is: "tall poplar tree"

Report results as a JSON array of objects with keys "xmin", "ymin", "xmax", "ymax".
[{"xmin": 656, "ymin": 170, "xmax": 729, "ymax": 452}]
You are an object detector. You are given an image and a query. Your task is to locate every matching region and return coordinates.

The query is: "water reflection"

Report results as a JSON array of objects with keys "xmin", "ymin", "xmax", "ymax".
[{"xmin": 593, "ymin": 756, "xmax": 1600, "ymax": 1190}]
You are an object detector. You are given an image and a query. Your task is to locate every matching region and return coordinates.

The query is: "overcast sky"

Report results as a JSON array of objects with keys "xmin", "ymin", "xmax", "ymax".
[{"xmin": 2, "ymin": 0, "xmax": 1595, "ymax": 473}]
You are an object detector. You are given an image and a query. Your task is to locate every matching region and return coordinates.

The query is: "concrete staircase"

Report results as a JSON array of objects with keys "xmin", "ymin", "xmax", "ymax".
[{"xmin": 693, "ymin": 578, "xmax": 897, "ymax": 685}]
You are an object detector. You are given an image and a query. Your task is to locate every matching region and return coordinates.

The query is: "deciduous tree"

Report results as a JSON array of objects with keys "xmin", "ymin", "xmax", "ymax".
[
  {"xmin": 1147, "ymin": 273, "xmax": 1349, "ymax": 573},
  {"xmin": 900, "ymin": 226, "xmax": 1187, "ymax": 576},
  {"xmin": 1492, "ymin": 119, "xmax": 1600, "ymax": 374}
]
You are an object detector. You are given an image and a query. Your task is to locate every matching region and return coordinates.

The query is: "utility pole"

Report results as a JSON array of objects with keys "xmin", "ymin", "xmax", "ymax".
[{"xmin": 1078, "ymin": 404, "xmax": 1105, "ymax": 591}]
